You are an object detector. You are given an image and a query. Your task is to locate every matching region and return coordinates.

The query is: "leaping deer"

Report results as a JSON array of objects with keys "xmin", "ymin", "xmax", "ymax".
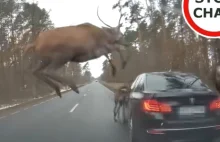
[{"xmin": 23, "ymin": 7, "xmax": 130, "ymax": 98}]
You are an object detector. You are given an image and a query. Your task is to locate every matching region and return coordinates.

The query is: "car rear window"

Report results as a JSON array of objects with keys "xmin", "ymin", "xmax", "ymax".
[{"xmin": 145, "ymin": 74, "xmax": 208, "ymax": 91}]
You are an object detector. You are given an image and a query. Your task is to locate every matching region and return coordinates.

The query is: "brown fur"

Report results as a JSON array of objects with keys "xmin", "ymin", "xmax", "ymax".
[
  {"xmin": 24, "ymin": 23, "xmax": 128, "ymax": 98},
  {"xmin": 33, "ymin": 24, "xmax": 110, "ymax": 57},
  {"xmin": 115, "ymin": 86, "xmax": 130, "ymax": 101},
  {"xmin": 23, "ymin": 8, "xmax": 129, "ymax": 98},
  {"xmin": 113, "ymin": 85, "xmax": 130, "ymax": 122}
]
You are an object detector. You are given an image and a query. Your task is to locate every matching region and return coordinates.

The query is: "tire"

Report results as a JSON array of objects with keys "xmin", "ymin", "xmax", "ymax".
[
  {"xmin": 123, "ymin": 99, "xmax": 130, "ymax": 124},
  {"xmin": 128, "ymin": 116, "xmax": 139, "ymax": 142},
  {"xmin": 128, "ymin": 111, "xmax": 147, "ymax": 142}
]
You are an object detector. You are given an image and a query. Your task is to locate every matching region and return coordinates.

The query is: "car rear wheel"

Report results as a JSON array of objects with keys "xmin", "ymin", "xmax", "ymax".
[
  {"xmin": 129, "ymin": 114, "xmax": 150, "ymax": 142},
  {"xmin": 129, "ymin": 117, "xmax": 135, "ymax": 142},
  {"xmin": 122, "ymin": 103, "xmax": 129, "ymax": 124},
  {"xmin": 129, "ymin": 116, "xmax": 141, "ymax": 142}
]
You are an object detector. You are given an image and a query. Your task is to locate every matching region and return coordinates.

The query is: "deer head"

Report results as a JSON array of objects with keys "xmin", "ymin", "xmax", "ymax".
[
  {"xmin": 97, "ymin": 6, "xmax": 126, "ymax": 46},
  {"xmin": 97, "ymin": 6, "xmax": 131, "ymax": 70}
]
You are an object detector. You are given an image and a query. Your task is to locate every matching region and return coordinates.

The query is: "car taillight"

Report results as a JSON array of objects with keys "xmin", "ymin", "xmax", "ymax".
[
  {"xmin": 142, "ymin": 99, "xmax": 172, "ymax": 113},
  {"xmin": 209, "ymin": 98, "xmax": 220, "ymax": 111}
]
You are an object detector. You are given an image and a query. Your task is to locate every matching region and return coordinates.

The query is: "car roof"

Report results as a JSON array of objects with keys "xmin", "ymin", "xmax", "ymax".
[{"xmin": 143, "ymin": 71, "xmax": 198, "ymax": 80}]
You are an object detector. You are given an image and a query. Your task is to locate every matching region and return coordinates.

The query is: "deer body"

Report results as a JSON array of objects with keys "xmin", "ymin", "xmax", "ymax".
[
  {"xmin": 24, "ymin": 7, "xmax": 130, "ymax": 98},
  {"xmin": 33, "ymin": 23, "xmax": 113, "ymax": 58}
]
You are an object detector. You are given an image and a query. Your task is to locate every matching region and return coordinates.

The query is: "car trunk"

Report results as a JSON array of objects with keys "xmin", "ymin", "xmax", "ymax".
[{"xmin": 143, "ymin": 89, "xmax": 220, "ymax": 128}]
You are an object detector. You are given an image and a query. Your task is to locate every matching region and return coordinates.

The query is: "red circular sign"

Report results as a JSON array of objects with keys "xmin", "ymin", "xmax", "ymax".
[{"xmin": 182, "ymin": 0, "xmax": 220, "ymax": 37}]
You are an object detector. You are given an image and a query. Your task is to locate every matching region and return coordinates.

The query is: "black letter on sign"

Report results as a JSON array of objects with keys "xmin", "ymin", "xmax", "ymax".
[
  {"xmin": 196, "ymin": 0, "xmax": 203, "ymax": 3},
  {"xmin": 215, "ymin": 8, "xmax": 220, "ymax": 18},
  {"xmin": 214, "ymin": 0, "xmax": 220, "ymax": 3},
  {"xmin": 194, "ymin": 8, "xmax": 202, "ymax": 18},
  {"xmin": 204, "ymin": 8, "xmax": 213, "ymax": 18}
]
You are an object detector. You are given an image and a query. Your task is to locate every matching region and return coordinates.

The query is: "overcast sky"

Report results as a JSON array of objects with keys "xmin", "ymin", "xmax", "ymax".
[{"xmin": 27, "ymin": 0, "xmax": 122, "ymax": 78}]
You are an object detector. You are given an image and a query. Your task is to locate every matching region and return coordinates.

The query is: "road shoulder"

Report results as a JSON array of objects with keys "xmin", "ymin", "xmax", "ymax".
[{"xmin": 0, "ymin": 84, "xmax": 86, "ymax": 117}]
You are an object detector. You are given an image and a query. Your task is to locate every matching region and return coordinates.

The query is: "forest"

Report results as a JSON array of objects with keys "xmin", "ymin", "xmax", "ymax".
[
  {"xmin": 0, "ymin": 0, "xmax": 93, "ymax": 105},
  {"xmin": 100, "ymin": 0, "xmax": 220, "ymax": 90},
  {"xmin": 1, "ymin": 0, "xmax": 220, "ymax": 106}
]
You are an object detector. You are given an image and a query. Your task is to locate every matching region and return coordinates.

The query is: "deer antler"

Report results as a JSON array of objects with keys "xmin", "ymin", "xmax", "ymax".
[
  {"xmin": 97, "ymin": 6, "xmax": 112, "ymax": 28},
  {"xmin": 117, "ymin": 3, "xmax": 124, "ymax": 29},
  {"xmin": 118, "ymin": 13, "xmax": 123, "ymax": 28}
]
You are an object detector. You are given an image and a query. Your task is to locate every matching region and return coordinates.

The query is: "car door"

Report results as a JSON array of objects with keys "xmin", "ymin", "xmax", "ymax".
[{"xmin": 128, "ymin": 74, "xmax": 146, "ymax": 119}]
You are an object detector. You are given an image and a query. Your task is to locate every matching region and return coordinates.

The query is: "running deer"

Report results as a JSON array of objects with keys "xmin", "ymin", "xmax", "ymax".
[
  {"xmin": 23, "ymin": 7, "xmax": 130, "ymax": 98},
  {"xmin": 113, "ymin": 85, "xmax": 130, "ymax": 122}
]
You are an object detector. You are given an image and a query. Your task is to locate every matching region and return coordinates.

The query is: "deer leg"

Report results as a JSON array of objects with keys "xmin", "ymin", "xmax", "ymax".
[
  {"xmin": 35, "ymin": 73, "xmax": 62, "ymax": 98},
  {"xmin": 116, "ymin": 100, "xmax": 122, "ymax": 120},
  {"xmin": 115, "ymin": 48, "xmax": 127, "ymax": 69},
  {"xmin": 32, "ymin": 59, "xmax": 62, "ymax": 98},
  {"xmin": 105, "ymin": 43, "xmax": 128, "ymax": 70},
  {"xmin": 44, "ymin": 72, "xmax": 79, "ymax": 94},
  {"xmin": 44, "ymin": 59, "xmax": 79, "ymax": 94},
  {"xmin": 114, "ymin": 99, "xmax": 118, "ymax": 122},
  {"xmin": 104, "ymin": 54, "xmax": 116, "ymax": 76}
]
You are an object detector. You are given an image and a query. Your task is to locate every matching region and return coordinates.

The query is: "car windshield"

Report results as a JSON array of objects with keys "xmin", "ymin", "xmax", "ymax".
[{"xmin": 145, "ymin": 74, "xmax": 208, "ymax": 91}]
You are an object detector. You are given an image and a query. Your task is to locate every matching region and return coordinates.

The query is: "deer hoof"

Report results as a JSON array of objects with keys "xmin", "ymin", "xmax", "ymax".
[
  {"xmin": 76, "ymin": 89, "xmax": 80, "ymax": 94},
  {"xmin": 55, "ymin": 90, "xmax": 62, "ymax": 98},
  {"xmin": 73, "ymin": 88, "xmax": 80, "ymax": 94},
  {"xmin": 70, "ymin": 85, "xmax": 80, "ymax": 94}
]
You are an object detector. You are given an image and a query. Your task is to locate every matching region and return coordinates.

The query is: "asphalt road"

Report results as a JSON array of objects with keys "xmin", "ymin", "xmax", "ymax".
[{"xmin": 0, "ymin": 82, "xmax": 129, "ymax": 142}]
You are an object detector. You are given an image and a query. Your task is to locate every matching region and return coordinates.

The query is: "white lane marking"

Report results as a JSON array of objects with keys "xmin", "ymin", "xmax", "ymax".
[
  {"xmin": 23, "ymin": 108, "xmax": 28, "ymax": 111},
  {"xmin": 84, "ymin": 94, "xmax": 87, "ymax": 97},
  {"xmin": 11, "ymin": 111, "xmax": 20, "ymax": 115},
  {"xmin": 69, "ymin": 103, "xmax": 79, "ymax": 113},
  {"xmin": 39, "ymin": 102, "xmax": 44, "ymax": 104},
  {"xmin": 0, "ymin": 116, "xmax": 6, "ymax": 119}
]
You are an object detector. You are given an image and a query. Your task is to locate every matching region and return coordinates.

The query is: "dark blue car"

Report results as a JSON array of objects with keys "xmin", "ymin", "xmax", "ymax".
[{"xmin": 127, "ymin": 72, "xmax": 220, "ymax": 142}]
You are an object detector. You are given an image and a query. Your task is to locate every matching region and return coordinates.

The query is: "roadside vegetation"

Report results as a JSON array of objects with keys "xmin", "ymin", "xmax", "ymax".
[
  {"xmin": 100, "ymin": 0, "xmax": 219, "ymax": 92},
  {"xmin": 0, "ymin": 0, "xmax": 93, "ymax": 107}
]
